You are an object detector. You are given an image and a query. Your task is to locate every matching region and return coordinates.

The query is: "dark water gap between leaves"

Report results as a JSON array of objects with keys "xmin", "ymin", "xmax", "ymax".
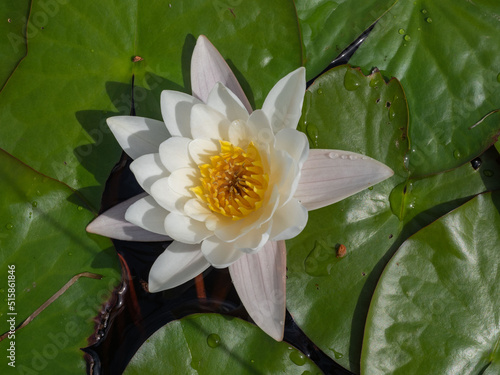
[{"xmin": 82, "ymin": 25, "xmax": 383, "ymax": 374}]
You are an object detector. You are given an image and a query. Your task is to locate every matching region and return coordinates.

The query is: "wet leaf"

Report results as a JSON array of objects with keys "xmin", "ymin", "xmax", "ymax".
[
  {"xmin": 350, "ymin": 0, "xmax": 500, "ymax": 176},
  {"xmin": 286, "ymin": 65, "xmax": 500, "ymax": 373},
  {"xmin": 296, "ymin": 0, "xmax": 398, "ymax": 79},
  {"xmin": 124, "ymin": 314, "xmax": 322, "ymax": 375}
]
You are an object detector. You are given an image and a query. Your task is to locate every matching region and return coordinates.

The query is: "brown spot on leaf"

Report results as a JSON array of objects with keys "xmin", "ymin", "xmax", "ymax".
[
  {"xmin": 132, "ymin": 56, "xmax": 144, "ymax": 62},
  {"xmin": 336, "ymin": 244, "xmax": 347, "ymax": 258}
]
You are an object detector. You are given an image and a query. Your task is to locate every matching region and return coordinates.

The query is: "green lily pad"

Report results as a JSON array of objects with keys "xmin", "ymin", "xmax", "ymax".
[
  {"xmin": 0, "ymin": 0, "xmax": 29, "ymax": 87},
  {"xmin": 295, "ymin": 0, "xmax": 397, "ymax": 80},
  {"xmin": 124, "ymin": 314, "xmax": 322, "ymax": 375},
  {"xmin": 286, "ymin": 66, "xmax": 500, "ymax": 373},
  {"xmin": 0, "ymin": 0, "xmax": 302, "ymax": 209},
  {"xmin": 361, "ymin": 192, "xmax": 500, "ymax": 374},
  {"xmin": 0, "ymin": 149, "xmax": 120, "ymax": 373},
  {"xmin": 350, "ymin": 0, "xmax": 500, "ymax": 176}
]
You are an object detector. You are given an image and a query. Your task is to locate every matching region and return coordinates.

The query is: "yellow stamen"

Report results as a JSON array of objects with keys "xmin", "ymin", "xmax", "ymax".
[{"xmin": 191, "ymin": 140, "xmax": 268, "ymax": 220}]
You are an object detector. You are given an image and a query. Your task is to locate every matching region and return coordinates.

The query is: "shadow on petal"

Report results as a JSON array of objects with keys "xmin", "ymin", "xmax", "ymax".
[{"xmin": 229, "ymin": 240, "xmax": 286, "ymax": 341}]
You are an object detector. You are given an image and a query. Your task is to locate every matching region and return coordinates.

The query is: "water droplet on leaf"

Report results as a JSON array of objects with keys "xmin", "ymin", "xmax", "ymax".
[
  {"xmin": 317, "ymin": 88, "xmax": 323, "ymax": 95},
  {"xmin": 453, "ymin": 150, "xmax": 461, "ymax": 159},
  {"xmin": 483, "ymin": 169, "xmax": 494, "ymax": 177},
  {"xmin": 32, "ymin": 201, "xmax": 38, "ymax": 208},
  {"xmin": 344, "ymin": 69, "xmax": 363, "ymax": 91},
  {"xmin": 389, "ymin": 107, "xmax": 396, "ymax": 120},
  {"xmin": 77, "ymin": 206, "xmax": 83, "ymax": 211},
  {"xmin": 404, "ymin": 35, "xmax": 411, "ymax": 42},
  {"xmin": 331, "ymin": 349, "xmax": 344, "ymax": 359},
  {"xmin": 306, "ymin": 124, "xmax": 319, "ymax": 147},
  {"xmin": 398, "ymin": 28, "xmax": 405, "ymax": 35},
  {"xmin": 5, "ymin": 223, "xmax": 13, "ymax": 230},
  {"xmin": 304, "ymin": 240, "xmax": 338, "ymax": 276},
  {"xmin": 426, "ymin": 17, "xmax": 432, "ymax": 23},
  {"xmin": 369, "ymin": 75, "xmax": 384, "ymax": 88},
  {"xmin": 289, "ymin": 350, "xmax": 307, "ymax": 366},
  {"xmin": 207, "ymin": 333, "xmax": 221, "ymax": 348},
  {"xmin": 421, "ymin": 9, "xmax": 427, "ymax": 14}
]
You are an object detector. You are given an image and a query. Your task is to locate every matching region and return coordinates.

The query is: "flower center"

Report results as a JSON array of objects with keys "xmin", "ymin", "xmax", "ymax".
[{"xmin": 192, "ymin": 140, "xmax": 268, "ymax": 220}]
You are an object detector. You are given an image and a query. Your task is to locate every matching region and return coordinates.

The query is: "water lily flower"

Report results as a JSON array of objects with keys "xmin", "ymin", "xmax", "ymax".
[{"xmin": 87, "ymin": 35, "xmax": 393, "ymax": 341}]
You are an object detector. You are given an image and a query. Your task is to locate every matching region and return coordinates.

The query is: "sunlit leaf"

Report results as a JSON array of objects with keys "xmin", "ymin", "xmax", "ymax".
[{"xmin": 362, "ymin": 192, "xmax": 500, "ymax": 374}]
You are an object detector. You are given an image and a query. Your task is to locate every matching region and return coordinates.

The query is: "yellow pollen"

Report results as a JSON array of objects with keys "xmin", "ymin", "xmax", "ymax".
[{"xmin": 191, "ymin": 140, "xmax": 268, "ymax": 220}]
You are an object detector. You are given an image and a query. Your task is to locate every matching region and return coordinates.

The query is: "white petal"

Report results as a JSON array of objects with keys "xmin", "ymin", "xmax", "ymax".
[
  {"xmin": 206, "ymin": 83, "xmax": 249, "ymax": 122},
  {"xmin": 130, "ymin": 153, "xmax": 168, "ymax": 195},
  {"xmin": 167, "ymin": 167, "xmax": 199, "ymax": 197},
  {"xmin": 269, "ymin": 148, "xmax": 299, "ymax": 205},
  {"xmin": 229, "ymin": 240, "xmax": 287, "ymax": 341},
  {"xmin": 191, "ymin": 35, "xmax": 252, "ymax": 112},
  {"xmin": 184, "ymin": 198, "xmax": 214, "ymax": 222},
  {"xmin": 125, "ymin": 195, "xmax": 169, "ymax": 236},
  {"xmin": 295, "ymin": 149, "xmax": 394, "ymax": 211},
  {"xmin": 164, "ymin": 212, "xmax": 212, "ymax": 244},
  {"xmin": 261, "ymin": 67, "xmax": 306, "ymax": 133},
  {"xmin": 158, "ymin": 137, "xmax": 193, "ymax": 172},
  {"xmin": 188, "ymin": 138, "xmax": 219, "ymax": 165},
  {"xmin": 190, "ymin": 103, "xmax": 230, "ymax": 141},
  {"xmin": 150, "ymin": 177, "xmax": 190, "ymax": 214},
  {"xmin": 247, "ymin": 109, "xmax": 275, "ymax": 148},
  {"xmin": 148, "ymin": 241, "xmax": 210, "ymax": 292},
  {"xmin": 86, "ymin": 193, "xmax": 171, "ymax": 241},
  {"xmin": 274, "ymin": 128, "xmax": 309, "ymax": 169},
  {"xmin": 107, "ymin": 116, "xmax": 170, "ymax": 159},
  {"xmin": 235, "ymin": 221, "xmax": 272, "ymax": 253},
  {"xmin": 160, "ymin": 90, "xmax": 202, "ymax": 138},
  {"xmin": 201, "ymin": 237, "xmax": 243, "ymax": 268},
  {"xmin": 270, "ymin": 199, "xmax": 308, "ymax": 241},
  {"xmin": 228, "ymin": 120, "xmax": 248, "ymax": 148}
]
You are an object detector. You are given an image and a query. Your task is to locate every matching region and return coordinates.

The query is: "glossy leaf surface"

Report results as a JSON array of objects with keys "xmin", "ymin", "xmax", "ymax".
[
  {"xmin": 124, "ymin": 314, "xmax": 322, "ymax": 375},
  {"xmin": 295, "ymin": 0, "xmax": 397, "ymax": 80},
  {"xmin": 0, "ymin": 0, "xmax": 302, "ymax": 209},
  {"xmin": 362, "ymin": 192, "xmax": 500, "ymax": 374},
  {"xmin": 286, "ymin": 65, "xmax": 500, "ymax": 373},
  {"xmin": 350, "ymin": 0, "xmax": 500, "ymax": 176},
  {"xmin": 0, "ymin": 150, "xmax": 120, "ymax": 373}
]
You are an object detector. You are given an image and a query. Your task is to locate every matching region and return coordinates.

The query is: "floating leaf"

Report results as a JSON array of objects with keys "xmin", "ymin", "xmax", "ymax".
[
  {"xmin": 0, "ymin": 0, "xmax": 303, "ymax": 209},
  {"xmin": 0, "ymin": 150, "xmax": 120, "ymax": 373},
  {"xmin": 124, "ymin": 314, "xmax": 322, "ymax": 374},
  {"xmin": 286, "ymin": 65, "xmax": 500, "ymax": 373},
  {"xmin": 296, "ymin": 0, "xmax": 398, "ymax": 79},
  {"xmin": 350, "ymin": 0, "xmax": 500, "ymax": 175},
  {"xmin": 362, "ymin": 192, "xmax": 500, "ymax": 374}
]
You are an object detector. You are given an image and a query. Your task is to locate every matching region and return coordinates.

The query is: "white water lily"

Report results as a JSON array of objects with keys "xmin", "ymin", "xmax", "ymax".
[{"xmin": 87, "ymin": 35, "xmax": 394, "ymax": 341}]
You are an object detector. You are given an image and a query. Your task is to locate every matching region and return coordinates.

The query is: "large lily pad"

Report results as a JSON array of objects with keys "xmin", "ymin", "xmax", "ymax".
[
  {"xmin": 350, "ymin": 0, "xmax": 500, "ymax": 176},
  {"xmin": 0, "ymin": 0, "xmax": 302, "ymax": 209},
  {"xmin": 286, "ymin": 65, "xmax": 500, "ymax": 373},
  {"xmin": 295, "ymin": 0, "xmax": 398, "ymax": 80},
  {"xmin": 0, "ymin": 149, "xmax": 120, "ymax": 373},
  {"xmin": 124, "ymin": 314, "xmax": 322, "ymax": 374},
  {"xmin": 361, "ymin": 192, "xmax": 500, "ymax": 374}
]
